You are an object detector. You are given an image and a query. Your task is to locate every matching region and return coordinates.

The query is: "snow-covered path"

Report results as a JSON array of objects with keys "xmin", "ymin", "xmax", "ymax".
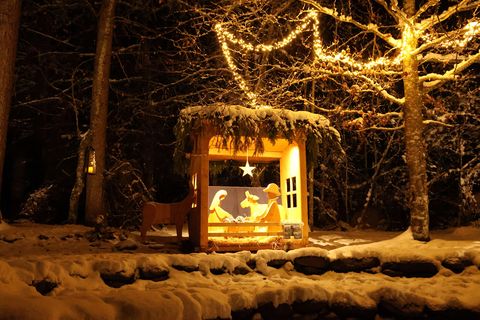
[
  {"xmin": 3, "ymin": 260, "xmax": 479, "ymax": 320},
  {"xmin": 1, "ymin": 223, "xmax": 479, "ymax": 319}
]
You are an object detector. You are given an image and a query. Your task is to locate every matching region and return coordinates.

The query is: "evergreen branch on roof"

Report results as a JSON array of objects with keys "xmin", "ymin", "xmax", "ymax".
[{"xmin": 174, "ymin": 104, "xmax": 344, "ymax": 172}]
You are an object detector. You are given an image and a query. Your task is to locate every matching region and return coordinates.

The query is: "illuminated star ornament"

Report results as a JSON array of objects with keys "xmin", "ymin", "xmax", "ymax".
[{"xmin": 240, "ymin": 159, "xmax": 255, "ymax": 177}]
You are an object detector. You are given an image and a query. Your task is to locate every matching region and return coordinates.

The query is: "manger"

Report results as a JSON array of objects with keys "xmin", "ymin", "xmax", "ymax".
[{"xmin": 175, "ymin": 104, "xmax": 341, "ymax": 252}]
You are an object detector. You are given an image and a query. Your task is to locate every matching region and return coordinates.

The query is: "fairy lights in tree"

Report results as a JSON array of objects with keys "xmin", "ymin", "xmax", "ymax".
[
  {"xmin": 215, "ymin": 11, "xmax": 321, "ymax": 108},
  {"xmin": 212, "ymin": 0, "xmax": 480, "ymax": 244},
  {"xmin": 215, "ymin": 10, "xmax": 480, "ymax": 108},
  {"xmin": 216, "ymin": 11, "xmax": 319, "ymax": 53},
  {"xmin": 421, "ymin": 19, "xmax": 480, "ymax": 49},
  {"xmin": 215, "ymin": 11, "xmax": 400, "ymax": 107}
]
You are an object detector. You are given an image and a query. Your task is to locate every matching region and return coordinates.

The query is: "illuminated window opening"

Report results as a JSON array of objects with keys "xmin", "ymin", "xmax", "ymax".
[
  {"xmin": 285, "ymin": 176, "xmax": 298, "ymax": 209},
  {"xmin": 191, "ymin": 173, "xmax": 198, "ymax": 208}
]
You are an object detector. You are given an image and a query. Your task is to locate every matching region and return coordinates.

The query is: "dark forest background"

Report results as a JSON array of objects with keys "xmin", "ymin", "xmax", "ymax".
[{"xmin": 1, "ymin": 0, "xmax": 479, "ymax": 230}]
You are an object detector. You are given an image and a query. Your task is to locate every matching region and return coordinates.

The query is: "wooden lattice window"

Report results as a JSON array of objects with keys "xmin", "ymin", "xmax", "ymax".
[
  {"xmin": 191, "ymin": 173, "xmax": 198, "ymax": 208},
  {"xmin": 285, "ymin": 176, "xmax": 297, "ymax": 209}
]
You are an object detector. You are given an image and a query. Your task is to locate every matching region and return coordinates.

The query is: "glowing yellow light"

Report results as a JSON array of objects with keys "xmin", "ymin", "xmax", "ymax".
[
  {"xmin": 421, "ymin": 19, "xmax": 480, "ymax": 49},
  {"xmin": 240, "ymin": 160, "xmax": 256, "ymax": 177},
  {"xmin": 216, "ymin": 11, "xmax": 404, "ymax": 105},
  {"xmin": 87, "ymin": 149, "xmax": 96, "ymax": 175},
  {"xmin": 290, "ymin": 146, "xmax": 300, "ymax": 173},
  {"xmin": 215, "ymin": 10, "xmax": 478, "ymax": 106}
]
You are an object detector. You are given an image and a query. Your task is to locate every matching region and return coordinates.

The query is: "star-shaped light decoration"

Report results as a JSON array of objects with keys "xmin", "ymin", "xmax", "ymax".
[{"xmin": 240, "ymin": 159, "xmax": 255, "ymax": 177}]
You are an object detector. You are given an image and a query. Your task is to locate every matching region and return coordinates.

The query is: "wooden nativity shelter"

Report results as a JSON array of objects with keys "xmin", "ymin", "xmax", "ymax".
[{"xmin": 175, "ymin": 104, "xmax": 341, "ymax": 252}]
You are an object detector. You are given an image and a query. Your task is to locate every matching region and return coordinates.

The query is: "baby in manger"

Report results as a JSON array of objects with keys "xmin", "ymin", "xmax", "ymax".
[{"xmin": 208, "ymin": 183, "xmax": 284, "ymax": 233}]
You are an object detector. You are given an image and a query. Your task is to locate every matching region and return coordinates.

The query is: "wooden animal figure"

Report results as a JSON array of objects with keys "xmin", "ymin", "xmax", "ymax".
[
  {"xmin": 240, "ymin": 189, "xmax": 285, "ymax": 232},
  {"xmin": 240, "ymin": 191, "xmax": 268, "ymax": 221},
  {"xmin": 140, "ymin": 184, "xmax": 196, "ymax": 242},
  {"xmin": 240, "ymin": 191, "xmax": 268, "ymax": 232}
]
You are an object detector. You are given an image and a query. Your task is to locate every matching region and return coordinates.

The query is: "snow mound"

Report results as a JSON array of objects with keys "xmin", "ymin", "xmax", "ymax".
[{"xmin": 1, "ymin": 226, "xmax": 480, "ymax": 319}]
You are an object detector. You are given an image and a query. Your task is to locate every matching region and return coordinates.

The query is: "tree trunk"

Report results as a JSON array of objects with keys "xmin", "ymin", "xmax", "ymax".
[
  {"xmin": 85, "ymin": 0, "xmax": 116, "ymax": 225},
  {"xmin": 402, "ymin": 0, "xmax": 429, "ymax": 241},
  {"xmin": 68, "ymin": 131, "xmax": 91, "ymax": 223},
  {"xmin": 308, "ymin": 168, "xmax": 314, "ymax": 229},
  {"xmin": 0, "ymin": 0, "xmax": 21, "ymax": 223},
  {"xmin": 308, "ymin": 80, "xmax": 315, "ymax": 230}
]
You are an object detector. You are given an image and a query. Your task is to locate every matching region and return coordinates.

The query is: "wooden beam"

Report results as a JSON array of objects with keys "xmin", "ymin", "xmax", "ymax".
[
  {"xmin": 208, "ymin": 222, "xmax": 283, "ymax": 227},
  {"xmin": 208, "ymin": 232, "xmax": 284, "ymax": 237},
  {"xmin": 208, "ymin": 152, "xmax": 282, "ymax": 162}
]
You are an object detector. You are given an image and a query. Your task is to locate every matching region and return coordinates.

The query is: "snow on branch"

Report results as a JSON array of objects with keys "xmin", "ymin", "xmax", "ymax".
[
  {"xmin": 301, "ymin": 0, "xmax": 400, "ymax": 48},
  {"xmin": 374, "ymin": 0, "xmax": 401, "ymax": 22},
  {"xmin": 357, "ymin": 124, "xmax": 404, "ymax": 132},
  {"xmin": 415, "ymin": 33, "xmax": 457, "ymax": 56},
  {"xmin": 382, "ymin": 0, "xmax": 412, "ymax": 26},
  {"xmin": 309, "ymin": 65, "xmax": 403, "ymax": 105},
  {"xmin": 416, "ymin": 20, "xmax": 480, "ymax": 55},
  {"xmin": 423, "ymin": 50, "xmax": 480, "ymax": 91},
  {"xmin": 420, "ymin": 53, "xmax": 469, "ymax": 64},
  {"xmin": 358, "ymin": 75, "xmax": 404, "ymax": 105},
  {"xmin": 420, "ymin": 73, "xmax": 458, "ymax": 82},
  {"xmin": 297, "ymin": 96, "xmax": 403, "ymax": 118},
  {"xmin": 423, "ymin": 119, "xmax": 454, "ymax": 127},
  {"xmin": 419, "ymin": 0, "xmax": 480, "ymax": 31},
  {"xmin": 413, "ymin": 0, "xmax": 440, "ymax": 21}
]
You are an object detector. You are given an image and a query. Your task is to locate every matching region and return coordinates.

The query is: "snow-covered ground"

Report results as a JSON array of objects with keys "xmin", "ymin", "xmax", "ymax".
[{"xmin": 0, "ymin": 222, "xmax": 479, "ymax": 319}]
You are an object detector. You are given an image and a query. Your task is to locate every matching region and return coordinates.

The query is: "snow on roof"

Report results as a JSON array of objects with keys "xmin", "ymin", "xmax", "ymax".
[
  {"xmin": 178, "ymin": 104, "xmax": 340, "ymax": 142},
  {"xmin": 180, "ymin": 104, "xmax": 333, "ymax": 130},
  {"xmin": 175, "ymin": 104, "xmax": 343, "ymax": 162}
]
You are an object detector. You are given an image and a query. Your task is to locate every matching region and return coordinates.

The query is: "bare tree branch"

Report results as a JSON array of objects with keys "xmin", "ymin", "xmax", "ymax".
[
  {"xmin": 413, "ymin": 0, "xmax": 440, "ymax": 21},
  {"xmin": 374, "ymin": 0, "xmax": 401, "ymax": 22},
  {"xmin": 420, "ymin": 52, "xmax": 469, "ymax": 64},
  {"xmin": 419, "ymin": 0, "xmax": 480, "ymax": 31},
  {"xmin": 357, "ymin": 124, "xmax": 404, "ymax": 131},
  {"xmin": 375, "ymin": 0, "xmax": 402, "ymax": 22},
  {"xmin": 358, "ymin": 75, "xmax": 404, "ymax": 105},
  {"xmin": 420, "ymin": 73, "xmax": 457, "ymax": 82},
  {"xmin": 24, "ymin": 27, "xmax": 79, "ymax": 49},
  {"xmin": 387, "ymin": 0, "xmax": 412, "ymax": 26},
  {"xmin": 415, "ymin": 22, "xmax": 478, "ymax": 55},
  {"xmin": 301, "ymin": 0, "xmax": 400, "ymax": 48},
  {"xmin": 423, "ymin": 51, "xmax": 480, "ymax": 91},
  {"xmin": 423, "ymin": 120, "xmax": 454, "ymax": 127}
]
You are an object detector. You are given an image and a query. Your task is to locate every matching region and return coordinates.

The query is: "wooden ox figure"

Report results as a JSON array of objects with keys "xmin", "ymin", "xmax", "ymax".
[
  {"xmin": 240, "ymin": 191, "xmax": 267, "ymax": 221},
  {"xmin": 240, "ymin": 189, "xmax": 285, "ymax": 232},
  {"xmin": 140, "ymin": 184, "xmax": 196, "ymax": 242}
]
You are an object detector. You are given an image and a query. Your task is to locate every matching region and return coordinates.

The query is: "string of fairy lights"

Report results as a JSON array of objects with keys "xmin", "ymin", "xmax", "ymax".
[
  {"xmin": 422, "ymin": 20, "xmax": 480, "ymax": 49},
  {"xmin": 215, "ymin": 11, "xmax": 401, "ymax": 107},
  {"xmin": 215, "ymin": 10, "xmax": 480, "ymax": 108}
]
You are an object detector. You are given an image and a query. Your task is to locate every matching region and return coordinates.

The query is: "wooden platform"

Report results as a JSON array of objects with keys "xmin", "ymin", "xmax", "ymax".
[
  {"xmin": 208, "ymin": 222, "xmax": 285, "ymax": 237},
  {"xmin": 206, "ymin": 236, "xmax": 305, "ymax": 252}
]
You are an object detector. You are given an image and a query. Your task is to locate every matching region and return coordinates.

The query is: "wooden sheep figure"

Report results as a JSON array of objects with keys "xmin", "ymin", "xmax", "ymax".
[{"xmin": 140, "ymin": 184, "xmax": 196, "ymax": 242}]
